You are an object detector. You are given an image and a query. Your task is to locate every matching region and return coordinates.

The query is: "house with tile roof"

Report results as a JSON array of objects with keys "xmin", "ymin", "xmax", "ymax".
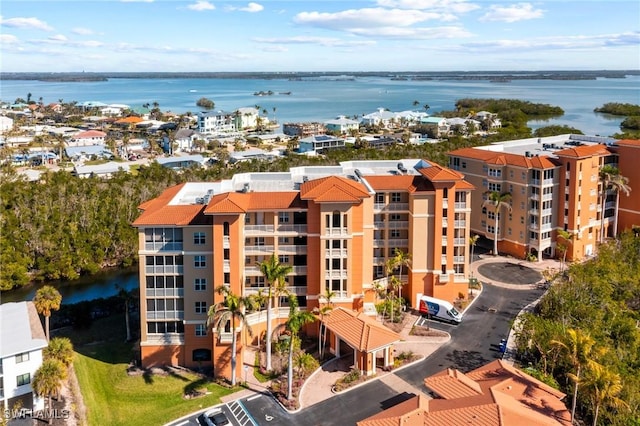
[
  {"xmin": 324, "ymin": 115, "xmax": 359, "ymax": 134},
  {"xmin": 0, "ymin": 302, "xmax": 48, "ymax": 412},
  {"xmin": 357, "ymin": 359, "xmax": 571, "ymax": 426},
  {"xmin": 132, "ymin": 159, "xmax": 473, "ymax": 380},
  {"xmin": 447, "ymin": 134, "xmax": 633, "ymax": 261}
]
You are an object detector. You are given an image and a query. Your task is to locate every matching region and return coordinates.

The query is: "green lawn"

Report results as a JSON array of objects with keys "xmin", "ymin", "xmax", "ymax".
[{"xmin": 60, "ymin": 314, "xmax": 237, "ymax": 426}]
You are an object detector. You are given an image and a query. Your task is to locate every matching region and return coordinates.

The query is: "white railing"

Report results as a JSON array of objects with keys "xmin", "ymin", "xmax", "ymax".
[
  {"xmin": 244, "ymin": 245, "xmax": 275, "ymax": 255},
  {"xmin": 543, "ymin": 178, "xmax": 554, "ymax": 186},
  {"xmin": 244, "ymin": 225, "xmax": 275, "ymax": 234},
  {"xmin": 374, "ymin": 203, "xmax": 386, "ymax": 211},
  {"xmin": 387, "ymin": 239, "xmax": 408, "ymax": 247},
  {"xmin": 277, "ymin": 224, "xmax": 307, "ymax": 234},
  {"xmin": 244, "ymin": 266, "xmax": 261, "ymax": 276},
  {"xmin": 441, "ymin": 254, "xmax": 448, "ymax": 263},
  {"xmin": 442, "ymin": 199, "xmax": 449, "ymax": 208},
  {"xmin": 453, "ymin": 256, "xmax": 465, "ymax": 263},
  {"xmin": 292, "ymin": 266, "xmax": 307, "ymax": 274},
  {"xmin": 278, "ymin": 245, "xmax": 306, "ymax": 255},
  {"xmin": 144, "ymin": 242, "xmax": 183, "ymax": 251},
  {"xmin": 388, "ymin": 203, "xmax": 409, "ymax": 211},
  {"xmin": 441, "ymin": 236, "xmax": 448, "ymax": 245},
  {"xmin": 542, "ymin": 193, "xmax": 553, "ymax": 201},
  {"xmin": 454, "ymin": 202, "xmax": 467, "ymax": 209},
  {"xmin": 145, "ymin": 265, "xmax": 184, "ymax": 275},
  {"xmin": 223, "ymin": 236, "xmax": 230, "ymax": 248},
  {"xmin": 542, "ymin": 208, "xmax": 553, "ymax": 216},
  {"xmin": 454, "ymin": 220, "xmax": 466, "ymax": 228},
  {"xmin": 442, "ymin": 218, "xmax": 448, "ymax": 227},
  {"xmin": 325, "ymin": 228, "xmax": 348, "ymax": 236},
  {"xmin": 145, "ymin": 288, "xmax": 184, "ymax": 298},
  {"xmin": 453, "ymin": 238, "xmax": 465, "ymax": 245},
  {"xmin": 325, "ymin": 270, "xmax": 347, "ymax": 279},
  {"xmin": 223, "ymin": 259, "xmax": 230, "ymax": 272},
  {"xmin": 325, "ymin": 248, "xmax": 348, "ymax": 257},
  {"xmin": 373, "ymin": 239, "xmax": 386, "ymax": 248},
  {"xmin": 372, "ymin": 257, "xmax": 386, "ymax": 264},
  {"xmin": 374, "ymin": 221, "xmax": 385, "ymax": 228},
  {"xmin": 388, "ymin": 221, "xmax": 409, "ymax": 229},
  {"xmin": 146, "ymin": 310, "xmax": 184, "ymax": 320}
]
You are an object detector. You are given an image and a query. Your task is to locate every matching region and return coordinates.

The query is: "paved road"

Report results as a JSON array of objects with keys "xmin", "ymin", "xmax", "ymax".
[{"xmin": 175, "ymin": 282, "xmax": 545, "ymax": 426}]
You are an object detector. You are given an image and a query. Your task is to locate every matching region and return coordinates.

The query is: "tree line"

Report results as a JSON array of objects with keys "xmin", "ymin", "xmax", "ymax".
[{"xmin": 514, "ymin": 231, "xmax": 640, "ymax": 426}]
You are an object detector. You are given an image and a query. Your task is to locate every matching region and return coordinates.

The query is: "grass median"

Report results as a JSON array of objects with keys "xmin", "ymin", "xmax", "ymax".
[{"xmin": 58, "ymin": 313, "xmax": 237, "ymax": 426}]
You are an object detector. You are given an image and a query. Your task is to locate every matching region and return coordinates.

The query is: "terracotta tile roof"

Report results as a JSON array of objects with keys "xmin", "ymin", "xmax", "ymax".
[
  {"xmin": 300, "ymin": 175, "xmax": 370, "ymax": 203},
  {"xmin": 75, "ymin": 130, "xmax": 107, "ymax": 138},
  {"xmin": 424, "ymin": 368, "xmax": 483, "ymax": 399},
  {"xmin": 449, "ymin": 147, "xmax": 557, "ymax": 169},
  {"xmin": 553, "ymin": 143, "xmax": 612, "ymax": 158},
  {"xmin": 615, "ymin": 139, "xmax": 640, "ymax": 147},
  {"xmin": 417, "ymin": 160, "xmax": 466, "ymax": 181},
  {"xmin": 364, "ymin": 175, "xmax": 419, "ymax": 191},
  {"xmin": 205, "ymin": 192, "xmax": 250, "ymax": 214},
  {"xmin": 456, "ymin": 180, "xmax": 475, "ymax": 190},
  {"xmin": 133, "ymin": 183, "xmax": 210, "ymax": 226},
  {"xmin": 115, "ymin": 116, "xmax": 143, "ymax": 124},
  {"xmin": 247, "ymin": 191, "xmax": 306, "ymax": 210},
  {"xmin": 324, "ymin": 308, "xmax": 400, "ymax": 352},
  {"xmin": 359, "ymin": 359, "xmax": 571, "ymax": 426}
]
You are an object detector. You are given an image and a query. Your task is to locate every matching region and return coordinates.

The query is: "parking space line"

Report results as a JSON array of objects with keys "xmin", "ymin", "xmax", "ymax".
[{"xmin": 227, "ymin": 400, "xmax": 257, "ymax": 426}]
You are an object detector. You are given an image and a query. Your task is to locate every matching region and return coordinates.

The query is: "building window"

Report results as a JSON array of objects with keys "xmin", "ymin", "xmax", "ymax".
[
  {"xmin": 488, "ymin": 168, "xmax": 502, "ymax": 177},
  {"xmin": 390, "ymin": 229, "xmax": 401, "ymax": 238},
  {"xmin": 279, "ymin": 255, "xmax": 290, "ymax": 264},
  {"xmin": 193, "ymin": 232, "xmax": 206, "ymax": 245},
  {"xmin": 195, "ymin": 278, "xmax": 207, "ymax": 291},
  {"xmin": 195, "ymin": 324, "xmax": 207, "ymax": 336},
  {"xmin": 488, "ymin": 182, "xmax": 501, "ymax": 192},
  {"xmin": 16, "ymin": 373, "xmax": 30, "ymax": 386},
  {"xmin": 15, "ymin": 352, "xmax": 29, "ymax": 363},
  {"xmin": 279, "ymin": 212, "xmax": 290, "ymax": 223},
  {"xmin": 487, "ymin": 225, "xmax": 495, "ymax": 233},
  {"xmin": 194, "ymin": 255, "xmax": 206, "ymax": 268},
  {"xmin": 195, "ymin": 301, "xmax": 207, "ymax": 314},
  {"xmin": 391, "ymin": 192, "xmax": 401, "ymax": 202},
  {"xmin": 389, "ymin": 213, "xmax": 401, "ymax": 221},
  {"xmin": 255, "ymin": 237, "xmax": 265, "ymax": 246},
  {"xmin": 193, "ymin": 348, "xmax": 211, "ymax": 361},
  {"xmin": 373, "ymin": 265, "xmax": 384, "ymax": 278}
]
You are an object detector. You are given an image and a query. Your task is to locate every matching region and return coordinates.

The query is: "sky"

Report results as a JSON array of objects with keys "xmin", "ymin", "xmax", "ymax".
[{"xmin": 1, "ymin": 0, "xmax": 639, "ymax": 72}]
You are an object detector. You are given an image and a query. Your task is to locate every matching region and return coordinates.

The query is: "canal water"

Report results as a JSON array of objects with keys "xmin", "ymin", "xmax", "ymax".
[{"xmin": 0, "ymin": 267, "xmax": 139, "ymax": 305}]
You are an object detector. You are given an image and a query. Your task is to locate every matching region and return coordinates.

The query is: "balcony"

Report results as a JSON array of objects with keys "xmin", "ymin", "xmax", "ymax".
[
  {"xmin": 223, "ymin": 259, "xmax": 230, "ymax": 272},
  {"xmin": 244, "ymin": 266, "xmax": 262, "ymax": 276},
  {"xmin": 277, "ymin": 224, "xmax": 307, "ymax": 234},
  {"xmin": 441, "ymin": 236, "xmax": 448, "ymax": 245},
  {"xmin": 388, "ymin": 221, "xmax": 409, "ymax": 229},
  {"xmin": 325, "ymin": 227, "xmax": 348, "ymax": 236},
  {"xmin": 144, "ymin": 242, "xmax": 183, "ymax": 252},
  {"xmin": 373, "ymin": 239, "xmax": 386, "ymax": 248},
  {"xmin": 388, "ymin": 203, "xmax": 409, "ymax": 211},
  {"xmin": 244, "ymin": 245, "xmax": 275, "ymax": 255},
  {"xmin": 373, "ymin": 203, "xmax": 386, "ymax": 211},
  {"xmin": 454, "ymin": 220, "xmax": 466, "ymax": 228},
  {"xmin": 292, "ymin": 266, "xmax": 307, "ymax": 274},
  {"xmin": 374, "ymin": 221, "xmax": 385, "ymax": 228},
  {"xmin": 145, "ymin": 288, "xmax": 185, "ymax": 298},
  {"xmin": 325, "ymin": 248, "xmax": 348, "ymax": 258},
  {"xmin": 145, "ymin": 265, "xmax": 184, "ymax": 275},
  {"xmin": 278, "ymin": 245, "xmax": 306, "ymax": 255},
  {"xmin": 454, "ymin": 202, "xmax": 467, "ymax": 209},
  {"xmin": 442, "ymin": 199, "xmax": 449, "ymax": 208},
  {"xmin": 387, "ymin": 239, "xmax": 408, "ymax": 247},
  {"xmin": 441, "ymin": 254, "xmax": 448, "ymax": 263},
  {"xmin": 453, "ymin": 256, "xmax": 465, "ymax": 263},
  {"xmin": 442, "ymin": 218, "xmax": 448, "ymax": 227},
  {"xmin": 453, "ymin": 238, "xmax": 465, "ymax": 245},
  {"xmin": 223, "ymin": 236, "xmax": 230, "ymax": 248},
  {"xmin": 244, "ymin": 225, "xmax": 275, "ymax": 235},
  {"xmin": 146, "ymin": 310, "xmax": 184, "ymax": 320},
  {"xmin": 542, "ymin": 193, "xmax": 553, "ymax": 201},
  {"xmin": 372, "ymin": 257, "xmax": 386, "ymax": 264},
  {"xmin": 325, "ymin": 270, "xmax": 348, "ymax": 280}
]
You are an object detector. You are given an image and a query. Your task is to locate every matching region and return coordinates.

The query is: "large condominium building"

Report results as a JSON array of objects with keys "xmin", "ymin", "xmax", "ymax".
[
  {"xmin": 448, "ymin": 134, "xmax": 639, "ymax": 262},
  {"xmin": 132, "ymin": 159, "xmax": 473, "ymax": 376}
]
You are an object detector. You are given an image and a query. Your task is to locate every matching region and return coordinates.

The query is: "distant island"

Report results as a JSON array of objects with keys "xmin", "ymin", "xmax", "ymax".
[{"xmin": 1, "ymin": 70, "xmax": 638, "ymax": 83}]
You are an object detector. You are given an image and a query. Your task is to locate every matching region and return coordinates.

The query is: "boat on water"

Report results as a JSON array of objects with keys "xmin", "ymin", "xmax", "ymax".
[{"xmin": 189, "ymin": 89, "xmax": 198, "ymax": 92}]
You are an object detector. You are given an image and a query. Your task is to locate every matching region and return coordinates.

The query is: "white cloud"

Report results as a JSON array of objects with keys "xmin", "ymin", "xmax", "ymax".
[
  {"xmin": 240, "ymin": 2, "xmax": 263, "ymax": 13},
  {"xmin": 120, "ymin": 0, "xmax": 154, "ymax": 2},
  {"xmin": 0, "ymin": 34, "xmax": 19, "ymax": 44},
  {"xmin": 376, "ymin": 0, "xmax": 480, "ymax": 14},
  {"xmin": 254, "ymin": 35, "xmax": 376, "ymax": 47},
  {"xmin": 0, "ymin": 16, "xmax": 54, "ymax": 31},
  {"xmin": 187, "ymin": 1, "xmax": 215, "ymax": 11},
  {"xmin": 350, "ymin": 25, "xmax": 472, "ymax": 39},
  {"xmin": 261, "ymin": 45, "xmax": 289, "ymax": 53},
  {"xmin": 48, "ymin": 34, "xmax": 68, "ymax": 42},
  {"xmin": 461, "ymin": 32, "xmax": 640, "ymax": 52},
  {"xmin": 479, "ymin": 3, "xmax": 544, "ymax": 23},
  {"xmin": 294, "ymin": 7, "xmax": 453, "ymax": 30},
  {"xmin": 72, "ymin": 27, "xmax": 94, "ymax": 36}
]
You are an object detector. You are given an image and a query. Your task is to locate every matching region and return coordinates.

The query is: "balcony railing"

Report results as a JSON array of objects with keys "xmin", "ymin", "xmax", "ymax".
[
  {"xmin": 278, "ymin": 245, "xmax": 306, "ymax": 255},
  {"xmin": 387, "ymin": 239, "xmax": 408, "ymax": 247},
  {"xmin": 244, "ymin": 225, "xmax": 275, "ymax": 234},
  {"xmin": 145, "ymin": 265, "xmax": 184, "ymax": 275},
  {"xmin": 146, "ymin": 310, "xmax": 184, "ymax": 320},
  {"xmin": 144, "ymin": 242, "xmax": 183, "ymax": 252},
  {"xmin": 244, "ymin": 245, "xmax": 275, "ymax": 255},
  {"xmin": 373, "ymin": 239, "xmax": 386, "ymax": 248},
  {"xmin": 325, "ymin": 228, "xmax": 348, "ymax": 236},
  {"xmin": 145, "ymin": 288, "xmax": 184, "ymax": 298},
  {"xmin": 223, "ymin": 236, "xmax": 230, "ymax": 248},
  {"xmin": 277, "ymin": 224, "xmax": 307, "ymax": 234},
  {"xmin": 454, "ymin": 220, "xmax": 466, "ymax": 228},
  {"xmin": 325, "ymin": 270, "xmax": 348, "ymax": 279},
  {"xmin": 442, "ymin": 199, "xmax": 449, "ymax": 208},
  {"xmin": 453, "ymin": 238, "xmax": 465, "ymax": 245},
  {"xmin": 454, "ymin": 202, "xmax": 467, "ymax": 209},
  {"xmin": 388, "ymin": 221, "xmax": 409, "ymax": 229},
  {"xmin": 388, "ymin": 203, "xmax": 409, "ymax": 211},
  {"xmin": 325, "ymin": 248, "xmax": 348, "ymax": 258},
  {"xmin": 453, "ymin": 256, "xmax": 465, "ymax": 263},
  {"xmin": 292, "ymin": 266, "xmax": 307, "ymax": 274},
  {"xmin": 441, "ymin": 236, "xmax": 448, "ymax": 245}
]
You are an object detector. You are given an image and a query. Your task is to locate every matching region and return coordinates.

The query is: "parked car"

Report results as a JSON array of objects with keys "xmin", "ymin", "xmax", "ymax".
[{"xmin": 197, "ymin": 410, "xmax": 229, "ymax": 426}]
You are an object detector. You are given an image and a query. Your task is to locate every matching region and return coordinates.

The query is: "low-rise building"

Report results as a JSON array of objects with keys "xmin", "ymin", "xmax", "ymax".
[
  {"xmin": 198, "ymin": 111, "xmax": 236, "ymax": 134},
  {"xmin": 324, "ymin": 116, "xmax": 359, "ymax": 134},
  {"xmin": 0, "ymin": 302, "xmax": 48, "ymax": 412},
  {"xmin": 298, "ymin": 134, "xmax": 345, "ymax": 153},
  {"xmin": 282, "ymin": 122, "xmax": 326, "ymax": 138}
]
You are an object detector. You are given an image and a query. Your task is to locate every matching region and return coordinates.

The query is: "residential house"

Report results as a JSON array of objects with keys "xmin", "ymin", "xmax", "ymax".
[
  {"xmin": 0, "ymin": 302, "xmax": 48, "ymax": 412},
  {"xmin": 361, "ymin": 108, "xmax": 399, "ymax": 129},
  {"xmin": 165, "ymin": 129, "xmax": 205, "ymax": 153},
  {"xmin": 156, "ymin": 154, "xmax": 206, "ymax": 170},
  {"xmin": 474, "ymin": 111, "xmax": 502, "ymax": 130},
  {"xmin": 234, "ymin": 107, "xmax": 260, "ymax": 130},
  {"xmin": 282, "ymin": 122, "xmax": 326, "ymax": 137},
  {"xmin": 73, "ymin": 161, "xmax": 130, "ymax": 178},
  {"xmin": 357, "ymin": 359, "xmax": 571, "ymax": 426},
  {"xmin": 0, "ymin": 115, "xmax": 14, "ymax": 134},
  {"xmin": 324, "ymin": 116, "xmax": 359, "ymax": 134},
  {"xmin": 70, "ymin": 130, "xmax": 106, "ymax": 145},
  {"xmin": 65, "ymin": 145, "xmax": 114, "ymax": 162},
  {"xmin": 298, "ymin": 134, "xmax": 345, "ymax": 153},
  {"xmin": 198, "ymin": 111, "xmax": 236, "ymax": 134},
  {"xmin": 131, "ymin": 159, "xmax": 473, "ymax": 381},
  {"xmin": 420, "ymin": 117, "xmax": 450, "ymax": 138},
  {"xmin": 446, "ymin": 117, "xmax": 481, "ymax": 135}
]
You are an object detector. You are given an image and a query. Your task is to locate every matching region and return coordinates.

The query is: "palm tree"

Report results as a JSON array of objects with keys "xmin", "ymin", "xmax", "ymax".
[
  {"xmin": 281, "ymin": 295, "xmax": 315, "ymax": 400},
  {"xmin": 551, "ymin": 328, "xmax": 604, "ymax": 423},
  {"xmin": 599, "ymin": 166, "xmax": 630, "ymax": 242},
  {"xmin": 32, "ymin": 358, "xmax": 67, "ymax": 424},
  {"xmin": 391, "ymin": 248, "xmax": 411, "ymax": 302},
  {"xmin": 556, "ymin": 229, "xmax": 575, "ymax": 274},
  {"xmin": 33, "ymin": 285, "xmax": 62, "ymax": 341},
  {"xmin": 482, "ymin": 191, "xmax": 512, "ymax": 256},
  {"xmin": 317, "ymin": 287, "xmax": 335, "ymax": 359},
  {"xmin": 252, "ymin": 288, "xmax": 268, "ymax": 349},
  {"xmin": 44, "ymin": 337, "xmax": 74, "ymax": 367},
  {"xmin": 582, "ymin": 362, "xmax": 629, "ymax": 426},
  {"xmin": 207, "ymin": 285, "xmax": 253, "ymax": 386},
  {"xmin": 469, "ymin": 234, "xmax": 480, "ymax": 263},
  {"xmin": 116, "ymin": 284, "xmax": 133, "ymax": 341},
  {"xmin": 412, "ymin": 100, "xmax": 420, "ymax": 108},
  {"xmin": 258, "ymin": 254, "xmax": 292, "ymax": 372}
]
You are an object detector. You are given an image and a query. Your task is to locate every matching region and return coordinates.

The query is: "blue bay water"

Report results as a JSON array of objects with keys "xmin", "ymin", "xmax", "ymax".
[{"xmin": 2, "ymin": 75, "xmax": 639, "ymax": 137}]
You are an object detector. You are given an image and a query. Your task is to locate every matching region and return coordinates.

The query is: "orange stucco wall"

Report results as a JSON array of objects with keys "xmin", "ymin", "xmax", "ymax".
[{"xmin": 141, "ymin": 345, "xmax": 185, "ymax": 368}]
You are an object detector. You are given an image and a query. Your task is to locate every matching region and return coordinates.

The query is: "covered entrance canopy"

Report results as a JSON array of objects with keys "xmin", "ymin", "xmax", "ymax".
[{"xmin": 323, "ymin": 308, "xmax": 401, "ymax": 376}]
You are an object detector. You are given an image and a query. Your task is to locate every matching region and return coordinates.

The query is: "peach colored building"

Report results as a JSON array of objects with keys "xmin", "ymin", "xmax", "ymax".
[
  {"xmin": 132, "ymin": 159, "xmax": 473, "ymax": 379},
  {"xmin": 448, "ymin": 134, "xmax": 635, "ymax": 262},
  {"xmin": 611, "ymin": 139, "xmax": 640, "ymax": 232},
  {"xmin": 357, "ymin": 360, "xmax": 571, "ymax": 426}
]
